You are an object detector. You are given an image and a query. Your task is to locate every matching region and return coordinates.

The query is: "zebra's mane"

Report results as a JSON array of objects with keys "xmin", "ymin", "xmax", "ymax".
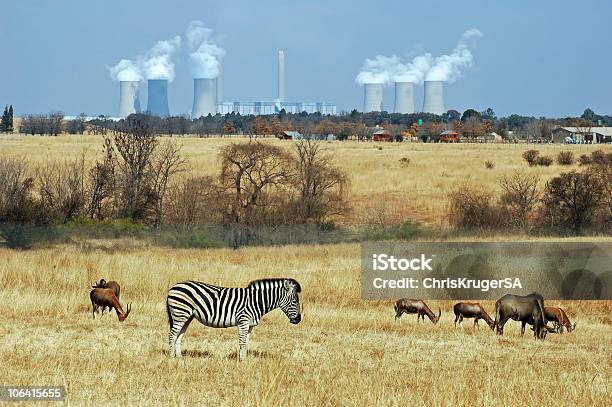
[{"xmin": 246, "ymin": 278, "xmax": 301, "ymax": 292}]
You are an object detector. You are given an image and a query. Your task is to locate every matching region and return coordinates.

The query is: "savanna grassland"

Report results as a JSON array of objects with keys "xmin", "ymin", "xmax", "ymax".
[
  {"xmin": 0, "ymin": 243, "xmax": 611, "ymax": 406},
  {"xmin": 2, "ymin": 134, "xmax": 610, "ymax": 226},
  {"xmin": 0, "ymin": 136, "xmax": 611, "ymax": 405}
]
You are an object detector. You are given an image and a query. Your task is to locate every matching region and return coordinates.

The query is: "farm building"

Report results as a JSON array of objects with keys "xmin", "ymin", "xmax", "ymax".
[
  {"xmin": 372, "ymin": 128, "xmax": 392, "ymax": 142},
  {"xmin": 278, "ymin": 130, "xmax": 335, "ymax": 141},
  {"xmin": 551, "ymin": 127, "xmax": 612, "ymax": 144},
  {"xmin": 439, "ymin": 130, "xmax": 460, "ymax": 143}
]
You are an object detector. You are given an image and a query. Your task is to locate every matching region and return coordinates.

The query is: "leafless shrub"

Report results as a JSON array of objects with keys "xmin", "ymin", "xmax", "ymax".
[
  {"xmin": 449, "ymin": 184, "xmax": 503, "ymax": 231},
  {"xmin": 499, "ymin": 172, "xmax": 540, "ymax": 231},
  {"xmin": 522, "ymin": 149, "xmax": 539, "ymax": 166},
  {"xmin": 37, "ymin": 155, "xmax": 87, "ymax": 223},
  {"xmin": 399, "ymin": 157, "xmax": 411, "ymax": 168},
  {"xmin": 540, "ymin": 170, "xmax": 607, "ymax": 234},
  {"xmin": 535, "ymin": 155, "xmax": 553, "ymax": 166},
  {"xmin": 165, "ymin": 176, "xmax": 222, "ymax": 228},
  {"xmin": 484, "ymin": 160, "xmax": 495, "ymax": 169},
  {"xmin": 556, "ymin": 151, "xmax": 575, "ymax": 165}
]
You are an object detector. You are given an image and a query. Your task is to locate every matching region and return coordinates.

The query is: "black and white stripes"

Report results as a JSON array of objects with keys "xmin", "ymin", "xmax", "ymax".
[{"xmin": 166, "ymin": 278, "xmax": 302, "ymax": 360}]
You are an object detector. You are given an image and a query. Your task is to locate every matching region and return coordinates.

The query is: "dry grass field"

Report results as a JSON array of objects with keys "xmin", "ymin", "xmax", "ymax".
[
  {"xmin": 0, "ymin": 242, "xmax": 611, "ymax": 406},
  {"xmin": 0, "ymin": 135, "xmax": 611, "ymax": 405},
  {"xmin": 1, "ymin": 134, "xmax": 610, "ymax": 226}
]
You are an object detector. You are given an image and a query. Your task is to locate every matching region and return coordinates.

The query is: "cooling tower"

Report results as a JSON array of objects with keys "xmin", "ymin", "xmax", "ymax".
[
  {"xmin": 147, "ymin": 79, "xmax": 170, "ymax": 117},
  {"xmin": 363, "ymin": 83, "xmax": 383, "ymax": 112},
  {"xmin": 394, "ymin": 82, "xmax": 415, "ymax": 114},
  {"xmin": 192, "ymin": 78, "xmax": 217, "ymax": 118},
  {"xmin": 118, "ymin": 81, "xmax": 141, "ymax": 118},
  {"xmin": 278, "ymin": 50, "xmax": 285, "ymax": 104},
  {"xmin": 422, "ymin": 80, "xmax": 444, "ymax": 115}
]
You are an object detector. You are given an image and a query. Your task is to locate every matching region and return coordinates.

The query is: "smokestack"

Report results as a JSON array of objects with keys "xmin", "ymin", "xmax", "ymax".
[
  {"xmin": 118, "ymin": 81, "xmax": 141, "ymax": 118},
  {"xmin": 147, "ymin": 79, "xmax": 170, "ymax": 117},
  {"xmin": 422, "ymin": 80, "xmax": 444, "ymax": 115},
  {"xmin": 394, "ymin": 82, "xmax": 414, "ymax": 114},
  {"xmin": 278, "ymin": 50, "xmax": 285, "ymax": 104},
  {"xmin": 192, "ymin": 78, "xmax": 217, "ymax": 118},
  {"xmin": 363, "ymin": 83, "xmax": 383, "ymax": 112}
]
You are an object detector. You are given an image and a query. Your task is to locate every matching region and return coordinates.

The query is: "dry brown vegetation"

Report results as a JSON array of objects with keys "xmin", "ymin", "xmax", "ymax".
[
  {"xmin": 0, "ymin": 136, "xmax": 611, "ymax": 405},
  {"xmin": 1, "ymin": 243, "xmax": 611, "ymax": 405},
  {"xmin": 1, "ymin": 135, "xmax": 610, "ymax": 228}
]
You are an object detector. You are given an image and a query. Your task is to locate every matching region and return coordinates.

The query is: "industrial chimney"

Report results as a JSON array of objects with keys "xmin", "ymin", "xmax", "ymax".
[
  {"xmin": 393, "ymin": 82, "xmax": 414, "ymax": 114},
  {"xmin": 422, "ymin": 80, "xmax": 444, "ymax": 115},
  {"xmin": 192, "ymin": 78, "xmax": 217, "ymax": 118},
  {"xmin": 278, "ymin": 50, "xmax": 285, "ymax": 104},
  {"xmin": 363, "ymin": 83, "xmax": 383, "ymax": 112},
  {"xmin": 118, "ymin": 81, "xmax": 141, "ymax": 118},
  {"xmin": 147, "ymin": 79, "xmax": 170, "ymax": 117}
]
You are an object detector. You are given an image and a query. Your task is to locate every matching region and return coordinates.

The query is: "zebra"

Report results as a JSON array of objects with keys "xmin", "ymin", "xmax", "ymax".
[{"xmin": 166, "ymin": 278, "xmax": 302, "ymax": 360}]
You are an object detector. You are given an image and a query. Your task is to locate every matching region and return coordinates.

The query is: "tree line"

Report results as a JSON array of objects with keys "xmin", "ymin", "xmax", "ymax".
[{"xmin": 8, "ymin": 107, "xmax": 612, "ymax": 141}]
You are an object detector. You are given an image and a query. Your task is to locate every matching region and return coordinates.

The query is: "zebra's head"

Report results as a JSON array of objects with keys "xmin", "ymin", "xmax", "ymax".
[{"xmin": 280, "ymin": 279, "xmax": 302, "ymax": 324}]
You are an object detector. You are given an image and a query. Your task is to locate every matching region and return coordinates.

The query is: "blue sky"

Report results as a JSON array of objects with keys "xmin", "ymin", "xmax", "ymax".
[{"xmin": 2, "ymin": 0, "xmax": 611, "ymax": 117}]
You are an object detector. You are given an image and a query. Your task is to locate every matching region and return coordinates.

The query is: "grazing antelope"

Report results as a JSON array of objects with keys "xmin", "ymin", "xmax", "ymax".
[
  {"xmin": 394, "ymin": 299, "xmax": 441, "ymax": 324},
  {"xmin": 92, "ymin": 279, "xmax": 121, "ymax": 316},
  {"xmin": 92, "ymin": 279, "xmax": 121, "ymax": 298},
  {"xmin": 453, "ymin": 302, "xmax": 495, "ymax": 329},
  {"xmin": 494, "ymin": 293, "xmax": 547, "ymax": 339},
  {"xmin": 166, "ymin": 278, "xmax": 302, "ymax": 361},
  {"xmin": 544, "ymin": 307, "xmax": 576, "ymax": 333},
  {"xmin": 90, "ymin": 288, "xmax": 131, "ymax": 322}
]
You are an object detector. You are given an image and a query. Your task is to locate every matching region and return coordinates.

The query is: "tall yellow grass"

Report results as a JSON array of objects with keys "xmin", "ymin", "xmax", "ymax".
[
  {"xmin": 0, "ymin": 243, "xmax": 610, "ymax": 405},
  {"xmin": 1, "ymin": 135, "xmax": 610, "ymax": 226}
]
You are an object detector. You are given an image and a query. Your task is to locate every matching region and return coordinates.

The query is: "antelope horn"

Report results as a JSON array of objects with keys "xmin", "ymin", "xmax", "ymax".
[
  {"xmin": 571, "ymin": 322, "xmax": 576, "ymax": 332},
  {"xmin": 437, "ymin": 308, "xmax": 441, "ymax": 321},
  {"xmin": 124, "ymin": 303, "xmax": 132, "ymax": 319}
]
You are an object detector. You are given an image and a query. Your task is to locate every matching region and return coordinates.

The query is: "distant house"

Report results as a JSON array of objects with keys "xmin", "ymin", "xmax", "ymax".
[
  {"xmin": 278, "ymin": 131, "xmax": 334, "ymax": 141},
  {"xmin": 439, "ymin": 130, "xmax": 460, "ymax": 143},
  {"xmin": 278, "ymin": 130, "xmax": 302, "ymax": 140},
  {"xmin": 485, "ymin": 132, "xmax": 503, "ymax": 143},
  {"xmin": 372, "ymin": 128, "xmax": 392, "ymax": 142},
  {"xmin": 551, "ymin": 127, "xmax": 612, "ymax": 144}
]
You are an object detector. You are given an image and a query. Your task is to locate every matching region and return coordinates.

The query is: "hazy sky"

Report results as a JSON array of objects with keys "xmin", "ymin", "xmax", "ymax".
[{"xmin": 2, "ymin": 0, "xmax": 611, "ymax": 117}]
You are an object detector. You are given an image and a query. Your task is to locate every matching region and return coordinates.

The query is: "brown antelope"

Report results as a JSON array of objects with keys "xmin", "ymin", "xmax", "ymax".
[
  {"xmin": 453, "ymin": 302, "xmax": 495, "ymax": 329},
  {"xmin": 394, "ymin": 298, "xmax": 441, "ymax": 324},
  {"xmin": 90, "ymin": 288, "xmax": 131, "ymax": 322},
  {"xmin": 92, "ymin": 279, "xmax": 121, "ymax": 298},
  {"xmin": 544, "ymin": 307, "xmax": 576, "ymax": 333}
]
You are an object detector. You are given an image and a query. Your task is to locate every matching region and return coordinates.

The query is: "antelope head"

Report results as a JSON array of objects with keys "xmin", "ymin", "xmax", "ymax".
[
  {"xmin": 118, "ymin": 303, "xmax": 132, "ymax": 322},
  {"xmin": 433, "ymin": 308, "xmax": 441, "ymax": 324}
]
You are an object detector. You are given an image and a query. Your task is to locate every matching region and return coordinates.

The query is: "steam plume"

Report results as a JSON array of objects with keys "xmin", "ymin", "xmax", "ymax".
[
  {"xmin": 425, "ymin": 28, "xmax": 482, "ymax": 83},
  {"xmin": 109, "ymin": 59, "xmax": 142, "ymax": 82},
  {"xmin": 186, "ymin": 21, "xmax": 225, "ymax": 79},
  {"xmin": 141, "ymin": 36, "xmax": 182, "ymax": 81}
]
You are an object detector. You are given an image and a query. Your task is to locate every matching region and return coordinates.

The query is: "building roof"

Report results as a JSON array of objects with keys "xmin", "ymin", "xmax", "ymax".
[
  {"xmin": 440, "ymin": 130, "xmax": 458, "ymax": 135},
  {"xmin": 372, "ymin": 129, "xmax": 390, "ymax": 135},
  {"xmin": 555, "ymin": 127, "xmax": 612, "ymax": 136},
  {"xmin": 282, "ymin": 130, "xmax": 302, "ymax": 137}
]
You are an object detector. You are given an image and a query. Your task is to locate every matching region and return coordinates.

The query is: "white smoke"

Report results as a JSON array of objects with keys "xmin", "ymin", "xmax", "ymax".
[
  {"xmin": 186, "ymin": 21, "xmax": 225, "ymax": 79},
  {"xmin": 355, "ymin": 55, "xmax": 398, "ymax": 85},
  {"xmin": 425, "ymin": 28, "xmax": 483, "ymax": 83},
  {"xmin": 356, "ymin": 28, "xmax": 482, "ymax": 86},
  {"xmin": 141, "ymin": 36, "xmax": 182, "ymax": 81},
  {"xmin": 393, "ymin": 54, "xmax": 434, "ymax": 83},
  {"xmin": 109, "ymin": 59, "xmax": 142, "ymax": 82}
]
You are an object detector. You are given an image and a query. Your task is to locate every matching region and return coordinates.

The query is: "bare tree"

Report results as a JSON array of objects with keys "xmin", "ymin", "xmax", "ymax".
[
  {"xmin": 88, "ymin": 138, "xmax": 116, "ymax": 220},
  {"xmin": 37, "ymin": 155, "xmax": 87, "ymax": 223},
  {"xmin": 149, "ymin": 141, "xmax": 188, "ymax": 228},
  {"xmin": 220, "ymin": 142, "xmax": 294, "ymax": 224},
  {"xmin": 293, "ymin": 138, "xmax": 348, "ymax": 223},
  {"xmin": 499, "ymin": 172, "xmax": 540, "ymax": 231}
]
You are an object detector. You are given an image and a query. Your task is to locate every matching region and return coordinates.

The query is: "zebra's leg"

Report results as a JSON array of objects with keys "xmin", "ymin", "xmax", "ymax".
[
  {"xmin": 238, "ymin": 323, "xmax": 250, "ymax": 361},
  {"xmin": 175, "ymin": 316, "xmax": 194, "ymax": 357},
  {"xmin": 169, "ymin": 313, "xmax": 193, "ymax": 358}
]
